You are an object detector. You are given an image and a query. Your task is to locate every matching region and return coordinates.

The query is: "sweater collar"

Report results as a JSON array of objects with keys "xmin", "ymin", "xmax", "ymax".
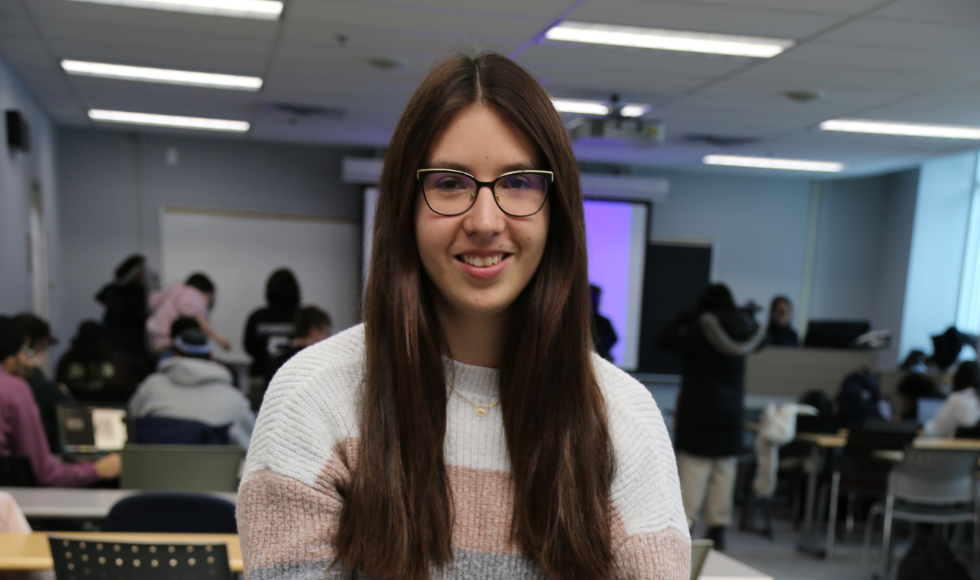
[{"xmin": 442, "ymin": 356, "xmax": 499, "ymax": 398}]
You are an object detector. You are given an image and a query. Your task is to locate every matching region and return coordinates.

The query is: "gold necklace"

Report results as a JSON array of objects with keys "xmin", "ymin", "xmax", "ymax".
[{"xmin": 449, "ymin": 385, "xmax": 499, "ymax": 416}]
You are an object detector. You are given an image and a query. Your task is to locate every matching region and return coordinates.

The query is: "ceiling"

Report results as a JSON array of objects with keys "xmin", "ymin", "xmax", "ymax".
[{"xmin": 2, "ymin": 0, "xmax": 979, "ymax": 177}]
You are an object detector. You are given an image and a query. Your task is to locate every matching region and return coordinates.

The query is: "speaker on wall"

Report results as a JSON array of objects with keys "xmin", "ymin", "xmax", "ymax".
[{"xmin": 6, "ymin": 110, "xmax": 31, "ymax": 153}]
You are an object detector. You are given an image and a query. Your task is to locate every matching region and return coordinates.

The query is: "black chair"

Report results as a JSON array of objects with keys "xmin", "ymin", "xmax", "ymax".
[
  {"xmin": 820, "ymin": 423, "xmax": 918, "ymax": 558},
  {"xmin": 103, "ymin": 492, "xmax": 237, "ymax": 534},
  {"xmin": 133, "ymin": 417, "xmax": 231, "ymax": 445},
  {"xmin": 954, "ymin": 423, "xmax": 980, "ymax": 439},
  {"xmin": 0, "ymin": 455, "xmax": 37, "ymax": 486},
  {"xmin": 48, "ymin": 535, "xmax": 231, "ymax": 580}
]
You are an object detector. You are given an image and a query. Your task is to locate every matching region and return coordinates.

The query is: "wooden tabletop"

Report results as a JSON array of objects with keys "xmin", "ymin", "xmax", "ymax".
[
  {"xmin": 0, "ymin": 487, "xmax": 237, "ymax": 519},
  {"xmin": 0, "ymin": 533, "xmax": 242, "ymax": 572}
]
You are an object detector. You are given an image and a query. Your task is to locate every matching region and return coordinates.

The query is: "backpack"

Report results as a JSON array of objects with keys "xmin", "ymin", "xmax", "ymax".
[
  {"xmin": 897, "ymin": 536, "xmax": 971, "ymax": 580},
  {"xmin": 835, "ymin": 369, "xmax": 883, "ymax": 430}
]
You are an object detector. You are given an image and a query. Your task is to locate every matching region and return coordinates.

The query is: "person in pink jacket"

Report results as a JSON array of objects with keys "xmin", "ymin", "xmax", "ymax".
[
  {"xmin": 146, "ymin": 273, "xmax": 230, "ymax": 354},
  {"xmin": 0, "ymin": 316, "xmax": 121, "ymax": 487}
]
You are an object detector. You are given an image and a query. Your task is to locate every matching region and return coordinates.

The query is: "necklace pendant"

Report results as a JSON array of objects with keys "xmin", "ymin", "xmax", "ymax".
[{"xmin": 475, "ymin": 405, "xmax": 488, "ymax": 416}]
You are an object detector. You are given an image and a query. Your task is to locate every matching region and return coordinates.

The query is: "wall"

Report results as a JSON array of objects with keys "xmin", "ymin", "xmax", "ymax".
[
  {"xmin": 57, "ymin": 128, "xmax": 370, "ymax": 338},
  {"xmin": 900, "ymin": 152, "xmax": 979, "ymax": 360},
  {"xmin": 642, "ymin": 168, "xmax": 812, "ymax": 314},
  {"xmin": 0, "ymin": 55, "xmax": 63, "ymax": 347}
]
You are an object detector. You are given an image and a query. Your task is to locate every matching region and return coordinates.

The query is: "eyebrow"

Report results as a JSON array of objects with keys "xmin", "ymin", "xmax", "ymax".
[{"xmin": 426, "ymin": 160, "xmax": 541, "ymax": 175}]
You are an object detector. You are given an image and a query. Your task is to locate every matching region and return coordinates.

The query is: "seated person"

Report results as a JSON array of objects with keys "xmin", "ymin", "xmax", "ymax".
[
  {"xmin": 925, "ymin": 361, "xmax": 980, "ymax": 438},
  {"xmin": 764, "ymin": 295, "xmax": 799, "ymax": 347},
  {"xmin": 14, "ymin": 312, "xmax": 75, "ymax": 452},
  {"xmin": 56, "ymin": 321, "xmax": 138, "ymax": 403},
  {"xmin": 129, "ymin": 328, "xmax": 255, "ymax": 449},
  {"xmin": 895, "ymin": 372, "xmax": 944, "ymax": 421},
  {"xmin": 0, "ymin": 316, "xmax": 121, "ymax": 487},
  {"xmin": 147, "ymin": 273, "xmax": 230, "ymax": 355}
]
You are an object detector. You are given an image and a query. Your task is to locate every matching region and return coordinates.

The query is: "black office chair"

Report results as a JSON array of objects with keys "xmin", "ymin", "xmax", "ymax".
[
  {"xmin": 133, "ymin": 417, "xmax": 231, "ymax": 445},
  {"xmin": 48, "ymin": 536, "xmax": 231, "ymax": 580},
  {"xmin": 102, "ymin": 492, "xmax": 237, "ymax": 534},
  {"xmin": 0, "ymin": 455, "xmax": 37, "ymax": 486}
]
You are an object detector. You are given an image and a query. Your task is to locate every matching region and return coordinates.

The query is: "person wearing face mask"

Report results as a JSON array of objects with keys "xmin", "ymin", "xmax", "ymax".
[
  {"xmin": 13, "ymin": 313, "xmax": 74, "ymax": 453},
  {"xmin": 0, "ymin": 316, "xmax": 121, "ymax": 487},
  {"xmin": 236, "ymin": 54, "xmax": 690, "ymax": 580},
  {"xmin": 764, "ymin": 295, "xmax": 799, "ymax": 347}
]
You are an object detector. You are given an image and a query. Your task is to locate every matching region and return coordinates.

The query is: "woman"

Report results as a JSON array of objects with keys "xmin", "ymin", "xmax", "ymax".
[
  {"xmin": 657, "ymin": 284, "xmax": 764, "ymax": 550},
  {"xmin": 764, "ymin": 295, "xmax": 798, "ymax": 347},
  {"xmin": 925, "ymin": 361, "xmax": 980, "ymax": 438},
  {"xmin": 237, "ymin": 54, "xmax": 689, "ymax": 580},
  {"xmin": 96, "ymin": 254, "xmax": 151, "ymax": 363}
]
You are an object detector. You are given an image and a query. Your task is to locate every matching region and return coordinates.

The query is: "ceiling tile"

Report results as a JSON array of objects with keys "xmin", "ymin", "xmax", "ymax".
[
  {"xmin": 818, "ymin": 17, "xmax": 980, "ymax": 52},
  {"xmin": 0, "ymin": 0, "xmax": 27, "ymax": 17},
  {"xmin": 301, "ymin": 0, "xmax": 573, "ymax": 19},
  {"xmin": 872, "ymin": 0, "xmax": 980, "ymax": 25},
  {"xmin": 655, "ymin": 0, "xmax": 884, "ymax": 16}
]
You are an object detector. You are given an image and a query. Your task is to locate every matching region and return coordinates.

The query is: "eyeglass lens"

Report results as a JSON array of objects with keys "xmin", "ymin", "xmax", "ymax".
[{"xmin": 422, "ymin": 172, "xmax": 547, "ymax": 216}]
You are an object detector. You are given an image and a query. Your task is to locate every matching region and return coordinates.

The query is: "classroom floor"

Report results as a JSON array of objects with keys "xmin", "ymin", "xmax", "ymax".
[{"xmin": 719, "ymin": 511, "xmax": 980, "ymax": 580}]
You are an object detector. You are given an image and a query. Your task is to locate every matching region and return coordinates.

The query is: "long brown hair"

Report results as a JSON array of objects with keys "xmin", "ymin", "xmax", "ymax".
[{"xmin": 335, "ymin": 53, "xmax": 615, "ymax": 580}]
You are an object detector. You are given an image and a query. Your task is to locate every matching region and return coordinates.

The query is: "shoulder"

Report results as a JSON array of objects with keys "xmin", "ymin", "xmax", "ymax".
[
  {"xmin": 243, "ymin": 325, "xmax": 366, "ymax": 485},
  {"xmin": 0, "ymin": 373, "xmax": 36, "ymax": 405},
  {"xmin": 592, "ymin": 355, "xmax": 666, "ymax": 433}
]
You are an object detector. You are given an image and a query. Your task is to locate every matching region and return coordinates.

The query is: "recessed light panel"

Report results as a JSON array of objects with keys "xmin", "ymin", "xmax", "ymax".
[
  {"xmin": 88, "ymin": 110, "xmax": 250, "ymax": 132},
  {"xmin": 63, "ymin": 0, "xmax": 282, "ymax": 20},
  {"xmin": 703, "ymin": 155, "xmax": 844, "ymax": 172},
  {"xmin": 546, "ymin": 21, "xmax": 794, "ymax": 58},
  {"xmin": 820, "ymin": 119, "xmax": 980, "ymax": 140},
  {"xmin": 63, "ymin": 61, "xmax": 262, "ymax": 90}
]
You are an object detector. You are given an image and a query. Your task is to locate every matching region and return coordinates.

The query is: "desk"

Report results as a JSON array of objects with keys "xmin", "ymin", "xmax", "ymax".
[
  {"xmin": 700, "ymin": 549, "xmax": 773, "ymax": 579},
  {"xmin": 0, "ymin": 533, "xmax": 242, "ymax": 572},
  {"xmin": 793, "ymin": 435, "xmax": 980, "ymax": 558},
  {"xmin": 0, "ymin": 488, "xmax": 237, "ymax": 519}
]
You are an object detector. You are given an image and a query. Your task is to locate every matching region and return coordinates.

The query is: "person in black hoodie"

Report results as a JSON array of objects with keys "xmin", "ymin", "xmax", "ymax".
[
  {"xmin": 96, "ymin": 255, "xmax": 151, "ymax": 365},
  {"xmin": 764, "ymin": 295, "xmax": 799, "ymax": 347},
  {"xmin": 243, "ymin": 269, "xmax": 301, "ymax": 399},
  {"xmin": 657, "ymin": 283, "xmax": 765, "ymax": 550}
]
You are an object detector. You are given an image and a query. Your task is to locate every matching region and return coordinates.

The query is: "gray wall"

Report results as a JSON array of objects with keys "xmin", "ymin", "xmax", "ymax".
[
  {"xmin": 0, "ymin": 54, "xmax": 63, "ymax": 343},
  {"xmin": 57, "ymin": 127, "xmax": 369, "ymax": 338}
]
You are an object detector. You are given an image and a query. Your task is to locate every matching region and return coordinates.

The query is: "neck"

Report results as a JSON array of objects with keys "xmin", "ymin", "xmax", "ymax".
[{"xmin": 435, "ymin": 302, "xmax": 509, "ymax": 368}]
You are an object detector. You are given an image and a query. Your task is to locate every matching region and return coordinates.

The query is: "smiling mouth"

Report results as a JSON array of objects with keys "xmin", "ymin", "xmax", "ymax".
[{"xmin": 458, "ymin": 253, "xmax": 508, "ymax": 267}]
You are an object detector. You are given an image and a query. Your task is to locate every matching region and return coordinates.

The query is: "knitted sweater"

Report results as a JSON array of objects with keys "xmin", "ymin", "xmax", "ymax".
[{"xmin": 237, "ymin": 324, "xmax": 690, "ymax": 579}]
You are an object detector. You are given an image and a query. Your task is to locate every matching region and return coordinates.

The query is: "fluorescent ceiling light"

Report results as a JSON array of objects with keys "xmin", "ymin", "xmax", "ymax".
[
  {"xmin": 820, "ymin": 119, "xmax": 980, "ymax": 140},
  {"xmin": 88, "ymin": 109, "xmax": 250, "ymax": 132},
  {"xmin": 552, "ymin": 98, "xmax": 648, "ymax": 117},
  {"xmin": 63, "ymin": 60, "xmax": 262, "ymax": 90},
  {"xmin": 703, "ymin": 155, "xmax": 844, "ymax": 173},
  {"xmin": 545, "ymin": 21, "xmax": 794, "ymax": 58},
  {"xmin": 63, "ymin": 0, "xmax": 282, "ymax": 20}
]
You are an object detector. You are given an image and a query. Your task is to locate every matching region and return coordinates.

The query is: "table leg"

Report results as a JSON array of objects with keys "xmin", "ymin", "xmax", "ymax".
[{"xmin": 795, "ymin": 442, "xmax": 827, "ymax": 558}]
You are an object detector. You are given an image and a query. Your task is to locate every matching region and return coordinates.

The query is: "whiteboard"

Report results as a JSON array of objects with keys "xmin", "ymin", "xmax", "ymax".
[{"xmin": 161, "ymin": 207, "xmax": 361, "ymax": 363}]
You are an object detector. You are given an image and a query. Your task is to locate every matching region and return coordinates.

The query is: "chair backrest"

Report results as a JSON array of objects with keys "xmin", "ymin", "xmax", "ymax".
[
  {"xmin": 133, "ymin": 417, "xmax": 231, "ymax": 445},
  {"xmin": 889, "ymin": 449, "xmax": 980, "ymax": 504},
  {"xmin": 120, "ymin": 445, "xmax": 245, "ymax": 492},
  {"xmin": 103, "ymin": 491, "xmax": 237, "ymax": 534},
  {"xmin": 844, "ymin": 425, "xmax": 917, "ymax": 454},
  {"xmin": 795, "ymin": 414, "xmax": 837, "ymax": 434},
  {"xmin": 954, "ymin": 423, "xmax": 980, "ymax": 439},
  {"xmin": 0, "ymin": 455, "xmax": 37, "ymax": 487},
  {"xmin": 48, "ymin": 535, "xmax": 231, "ymax": 580}
]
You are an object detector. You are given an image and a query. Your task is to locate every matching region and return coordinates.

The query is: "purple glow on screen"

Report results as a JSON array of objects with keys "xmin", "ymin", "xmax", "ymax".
[{"xmin": 584, "ymin": 199, "xmax": 635, "ymax": 364}]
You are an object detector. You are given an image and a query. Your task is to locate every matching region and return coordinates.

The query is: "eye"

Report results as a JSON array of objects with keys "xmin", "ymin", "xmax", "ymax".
[
  {"xmin": 433, "ymin": 177, "xmax": 466, "ymax": 191},
  {"xmin": 500, "ymin": 175, "xmax": 533, "ymax": 190}
]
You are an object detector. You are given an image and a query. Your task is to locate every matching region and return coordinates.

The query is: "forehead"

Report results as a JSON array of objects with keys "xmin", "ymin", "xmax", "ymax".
[{"xmin": 425, "ymin": 104, "xmax": 540, "ymax": 172}]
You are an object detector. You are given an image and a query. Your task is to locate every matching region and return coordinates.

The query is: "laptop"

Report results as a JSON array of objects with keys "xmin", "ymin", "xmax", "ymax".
[
  {"xmin": 56, "ymin": 403, "xmax": 130, "ymax": 457},
  {"xmin": 690, "ymin": 539, "xmax": 713, "ymax": 580},
  {"xmin": 120, "ymin": 445, "xmax": 245, "ymax": 492},
  {"xmin": 917, "ymin": 398, "xmax": 945, "ymax": 425}
]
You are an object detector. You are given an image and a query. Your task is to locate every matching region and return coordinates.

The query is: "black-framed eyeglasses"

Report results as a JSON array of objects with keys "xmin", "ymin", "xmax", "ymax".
[{"xmin": 417, "ymin": 169, "xmax": 553, "ymax": 217}]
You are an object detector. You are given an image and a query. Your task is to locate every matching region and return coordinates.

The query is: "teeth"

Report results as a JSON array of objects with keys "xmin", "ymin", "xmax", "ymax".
[{"xmin": 462, "ymin": 254, "xmax": 503, "ymax": 267}]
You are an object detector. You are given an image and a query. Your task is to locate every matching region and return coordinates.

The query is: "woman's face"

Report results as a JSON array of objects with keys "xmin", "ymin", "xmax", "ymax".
[
  {"xmin": 771, "ymin": 300, "xmax": 791, "ymax": 327},
  {"xmin": 415, "ymin": 104, "xmax": 550, "ymax": 324}
]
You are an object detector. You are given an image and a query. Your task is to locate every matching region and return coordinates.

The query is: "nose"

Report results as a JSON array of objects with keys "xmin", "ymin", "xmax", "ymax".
[{"xmin": 464, "ymin": 185, "xmax": 505, "ymax": 235}]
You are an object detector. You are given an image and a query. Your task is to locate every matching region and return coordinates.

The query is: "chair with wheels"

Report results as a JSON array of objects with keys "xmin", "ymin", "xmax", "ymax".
[
  {"xmin": 48, "ymin": 535, "xmax": 231, "ymax": 580},
  {"xmin": 860, "ymin": 448, "xmax": 980, "ymax": 579},
  {"xmin": 103, "ymin": 491, "xmax": 237, "ymax": 534}
]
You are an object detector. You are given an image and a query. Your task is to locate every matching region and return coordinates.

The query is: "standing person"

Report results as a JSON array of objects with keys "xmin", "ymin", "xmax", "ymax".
[
  {"xmin": 0, "ymin": 316, "xmax": 121, "ymax": 487},
  {"xmin": 96, "ymin": 254, "xmax": 151, "ymax": 363},
  {"xmin": 243, "ymin": 269, "xmax": 301, "ymax": 401},
  {"xmin": 237, "ymin": 54, "xmax": 690, "ymax": 580},
  {"xmin": 658, "ymin": 283, "xmax": 765, "ymax": 550},
  {"xmin": 590, "ymin": 283, "xmax": 618, "ymax": 361},
  {"xmin": 764, "ymin": 295, "xmax": 798, "ymax": 346},
  {"xmin": 13, "ymin": 313, "xmax": 74, "ymax": 452},
  {"xmin": 146, "ymin": 273, "xmax": 230, "ymax": 355},
  {"xmin": 925, "ymin": 361, "xmax": 980, "ymax": 438}
]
